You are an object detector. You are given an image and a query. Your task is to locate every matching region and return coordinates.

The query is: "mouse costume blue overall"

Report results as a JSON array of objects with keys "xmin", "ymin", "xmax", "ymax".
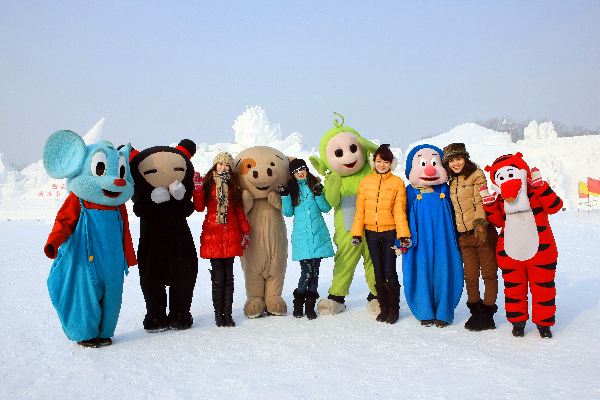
[{"xmin": 48, "ymin": 199, "xmax": 129, "ymax": 342}]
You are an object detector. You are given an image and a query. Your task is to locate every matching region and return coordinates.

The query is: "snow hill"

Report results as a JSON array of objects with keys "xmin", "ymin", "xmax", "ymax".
[{"xmin": 1, "ymin": 106, "xmax": 599, "ymax": 219}]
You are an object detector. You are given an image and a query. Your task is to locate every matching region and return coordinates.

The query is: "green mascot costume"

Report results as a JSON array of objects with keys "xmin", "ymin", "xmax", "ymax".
[{"xmin": 309, "ymin": 114, "xmax": 379, "ymax": 315}]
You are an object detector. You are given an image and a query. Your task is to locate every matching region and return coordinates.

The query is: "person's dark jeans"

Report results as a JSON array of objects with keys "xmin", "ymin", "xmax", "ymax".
[
  {"xmin": 298, "ymin": 258, "xmax": 321, "ymax": 293},
  {"xmin": 365, "ymin": 229, "xmax": 399, "ymax": 287}
]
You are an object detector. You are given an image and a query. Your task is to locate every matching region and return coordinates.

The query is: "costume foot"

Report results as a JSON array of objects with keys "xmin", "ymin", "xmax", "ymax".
[
  {"xmin": 366, "ymin": 299, "xmax": 381, "ymax": 316},
  {"xmin": 512, "ymin": 322, "xmax": 526, "ymax": 337},
  {"xmin": 144, "ymin": 315, "xmax": 169, "ymax": 333},
  {"xmin": 434, "ymin": 320, "xmax": 450, "ymax": 328},
  {"xmin": 97, "ymin": 337, "xmax": 112, "ymax": 346},
  {"xmin": 537, "ymin": 324, "xmax": 552, "ymax": 339},
  {"xmin": 420, "ymin": 320, "xmax": 434, "ymax": 327},
  {"xmin": 169, "ymin": 313, "xmax": 193, "ymax": 330},
  {"xmin": 265, "ymin": 296, "xmax": 287, "ymax": 316},
  {"xmin": 244, "ymin": 297, "xmax": 266, "ymax": 318},
  {"xmin": 317, "ymin": 298, "xmax": 346, "ymax": 315},
  {"xmin": 77, "ymin": 338, "xmax": 100, "ymax": 348}
]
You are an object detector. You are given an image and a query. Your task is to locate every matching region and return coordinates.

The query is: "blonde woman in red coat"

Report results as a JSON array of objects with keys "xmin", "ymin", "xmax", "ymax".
[{"xmin": 193, "ymin": 152, "xmax": 251, "ymax": 327}]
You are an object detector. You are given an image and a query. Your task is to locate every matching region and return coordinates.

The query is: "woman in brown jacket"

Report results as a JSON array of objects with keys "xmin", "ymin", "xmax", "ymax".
[{"xmin": 443, "ymin": 143, "xmax": 499, "ymax": 331}]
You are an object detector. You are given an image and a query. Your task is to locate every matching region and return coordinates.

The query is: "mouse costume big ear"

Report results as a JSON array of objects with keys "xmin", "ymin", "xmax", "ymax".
[{"xmin": 43, "ymin": 130, "xmax": 87, "ymax": 179}]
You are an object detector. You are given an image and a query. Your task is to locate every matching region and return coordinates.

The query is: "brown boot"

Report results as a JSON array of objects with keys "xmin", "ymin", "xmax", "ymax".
[
  {"xmin": 386, "ymin": 285, "xmax": 400, "ymax": 324},
  {"xmin": 374, "ymin": 284, "xmax": 389, "ymax": 322}
]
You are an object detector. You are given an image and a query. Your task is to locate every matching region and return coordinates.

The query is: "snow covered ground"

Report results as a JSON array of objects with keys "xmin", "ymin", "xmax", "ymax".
[
  {"xmin": 2, "ymin": 107, "xmax": 600, "ymax": 398},
  {"xmin": 1, "ymin": 209, "xmax": 599, "ymax": 399}
]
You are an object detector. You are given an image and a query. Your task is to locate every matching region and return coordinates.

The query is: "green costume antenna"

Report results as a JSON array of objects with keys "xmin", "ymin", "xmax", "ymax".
[{"xmin": 333, "ymin": 112, "xmax": 344, "ymax": 128}]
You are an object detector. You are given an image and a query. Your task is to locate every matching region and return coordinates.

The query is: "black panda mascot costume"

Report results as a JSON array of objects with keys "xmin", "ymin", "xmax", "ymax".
[{"xmin": 129, "ymin": 139, "xmax": 198, "ymax": 332}]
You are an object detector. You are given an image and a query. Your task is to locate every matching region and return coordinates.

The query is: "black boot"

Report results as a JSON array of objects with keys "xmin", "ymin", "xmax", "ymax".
[
  {"xmin": 471, "ymin": 303, "xmax": 497, "ymax": 331},
  {"xmin": 374, "ymin": 284, "xmax": 389, "ymax": 322},
  {"xmin": 537, "ymin": 324, "xmax": 553, "ymax": 339},
  {"xmin": 512, "ymin": 321, "xmax": 526, "ymax": 337},
  {"xmin": 305, "ymin": 291, "xmax": 319, "ymax": 320},
  {"xmin": 169, "ymin": 312, "xmax": 193, "ymax": 330},
  {"xmin": 464, "ymin": 300, "xmax": 482, "ymax": 331},
  {"xmin": 210, "ymin": 269, "xmax": 225, "ymax": 327},
  {"xmin": 223, "ymin": 265, "xmax": 235, "ymax": 327},
  {"xmin": 293, "ymin": 289, "xmax": 306, "ymax": 318},
  {"xmin": 386, "ymin": 285, "xmax": 400, "ymax": 324}
]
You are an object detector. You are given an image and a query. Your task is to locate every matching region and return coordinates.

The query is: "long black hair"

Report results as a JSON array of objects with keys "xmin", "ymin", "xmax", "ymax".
[{"xmin": 288, "ymin": 171, "xmax": 321, "ymax": 208}]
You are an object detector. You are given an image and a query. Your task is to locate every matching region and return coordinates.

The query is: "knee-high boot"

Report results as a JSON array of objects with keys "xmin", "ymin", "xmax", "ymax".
[
  {"xmin": 386, "ymin": 285, "xmax": 400, "ymax": 324},
  {"xmin": 375, "ymin": 284, "xmax": 389, "ymax": 322},
  {"xmin": 210, "ymin": 268, "xmax": 225, "ymax": 327},
  {"xmin": 223, "ymin": 265, "xmax": 235, "ymax": 327}
]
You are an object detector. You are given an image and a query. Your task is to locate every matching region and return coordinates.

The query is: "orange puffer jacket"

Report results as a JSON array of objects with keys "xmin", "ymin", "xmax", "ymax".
[{"xmin": 351, "ymin": 171, "xmax": 410, "ymax": 239}]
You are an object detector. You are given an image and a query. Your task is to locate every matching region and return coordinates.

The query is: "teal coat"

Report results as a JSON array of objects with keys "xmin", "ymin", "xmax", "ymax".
[{"xmin": 282, "ymin": 179, "xmax": 335, "ymax": 261}]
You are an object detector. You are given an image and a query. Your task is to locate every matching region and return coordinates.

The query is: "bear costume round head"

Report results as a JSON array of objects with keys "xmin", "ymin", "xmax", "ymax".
[
  {"xmin": 129, "ymin": 139, "xmax": 197, "ymax": 203},
  {"xmin": 233, "ymin": 146, "xmax": 290, "ymax": 199}
]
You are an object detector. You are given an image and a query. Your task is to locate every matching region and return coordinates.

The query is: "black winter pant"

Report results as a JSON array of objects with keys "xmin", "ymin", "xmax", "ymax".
[{"xmin": 365, "ymin": 229, "xmax": 399, "ymax": 287}]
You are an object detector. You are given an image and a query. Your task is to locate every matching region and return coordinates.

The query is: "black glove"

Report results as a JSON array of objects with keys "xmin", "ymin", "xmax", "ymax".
[
  {"xmin": 276, "ymin": 184, "xmax": 290, "ymax": 196},
  {"xmin": 311, "ymin": 183, "xmax": 324, "ymax": 196}
]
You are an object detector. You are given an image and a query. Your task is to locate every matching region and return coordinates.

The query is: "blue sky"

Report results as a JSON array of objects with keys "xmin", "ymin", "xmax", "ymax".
[{"xmin": 1, "ymin": 0, "xmax": 599, "ymax": 167}]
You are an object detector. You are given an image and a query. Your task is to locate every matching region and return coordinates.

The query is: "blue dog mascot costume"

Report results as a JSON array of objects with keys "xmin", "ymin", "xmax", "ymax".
[
  {"xmin": 400, "ymin": 144, "xmax": 463, "ymax": 326},
  {"xmin": 43, "ymin": 130, "xmax": 136, "ymax": 347}
]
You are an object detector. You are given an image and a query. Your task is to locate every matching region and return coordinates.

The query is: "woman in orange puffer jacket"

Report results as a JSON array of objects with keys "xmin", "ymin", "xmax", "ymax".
[
  {"xmin": 350, "ymin": 144, "xmax": 411, "ymax": 324},
  {"xmin": 193, "ymin": 152, "xmax": 251, "ymax": 328}
]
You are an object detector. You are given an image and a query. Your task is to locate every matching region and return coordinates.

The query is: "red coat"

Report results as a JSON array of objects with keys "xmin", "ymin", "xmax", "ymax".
[
  {"xmin": 45, "ymin": 192, "xmax": 137, "ymax": 266},
  {"xmin": 193, "ymin": 186, "xmax": 251, "ymax": 259}
]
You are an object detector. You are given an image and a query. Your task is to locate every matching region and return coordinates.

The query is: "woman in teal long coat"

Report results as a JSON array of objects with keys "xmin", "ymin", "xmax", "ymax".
[{"xmin": 280, "ymin": 158, "xmax": 334, "ymax": 319}]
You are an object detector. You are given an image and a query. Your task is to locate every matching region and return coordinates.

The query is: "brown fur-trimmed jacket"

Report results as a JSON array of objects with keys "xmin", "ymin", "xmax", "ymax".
[{"xmin": 448, "ymin": 169, "xmax": 489, "ymax": 233}]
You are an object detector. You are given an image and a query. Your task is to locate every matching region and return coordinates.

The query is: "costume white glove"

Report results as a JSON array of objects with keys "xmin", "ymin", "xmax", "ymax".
[
  {"xmin": 169, "ymin": 180, "xmax": 186, "ymax": 200},
  {"xmin": 391, "ymin": 245, "xmax": 406, "ymax": 256},
  {"xmin": 151, "ymin": 187, "xmax": 171, "ymax": 204}
]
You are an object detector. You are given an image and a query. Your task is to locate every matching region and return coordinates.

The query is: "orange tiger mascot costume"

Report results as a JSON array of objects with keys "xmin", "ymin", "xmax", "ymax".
[{"xmin": 481, "ymin": 153, "xmax": 562, "ymax": 339}]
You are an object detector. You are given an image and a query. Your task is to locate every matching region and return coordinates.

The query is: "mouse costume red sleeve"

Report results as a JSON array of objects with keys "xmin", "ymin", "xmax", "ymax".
[
  {"xmin": 118, "ymin": 203, "xmax": 137, "ymax": 266},
  {"xmin": 45, "ymin": 192, "xmax": 81, "ymax": 258}
]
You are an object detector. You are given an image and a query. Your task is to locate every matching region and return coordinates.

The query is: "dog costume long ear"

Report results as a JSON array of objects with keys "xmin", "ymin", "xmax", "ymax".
[{"xmin": 43, "ymin": 130, "xmax": 87, "ymax": 179}]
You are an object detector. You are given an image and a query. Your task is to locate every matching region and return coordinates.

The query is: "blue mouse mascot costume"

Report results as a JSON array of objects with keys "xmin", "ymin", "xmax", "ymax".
[
  {"xmin": 43, "ymin": 130, "xmax": 136, "ymax": 348},
  {"xmin": 399, "ymin": 144, "xmax": 463, "ymax": 327},
  {"xmin": 129, "ymin": 140, "xmax": 198, "ymax": 332}
]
